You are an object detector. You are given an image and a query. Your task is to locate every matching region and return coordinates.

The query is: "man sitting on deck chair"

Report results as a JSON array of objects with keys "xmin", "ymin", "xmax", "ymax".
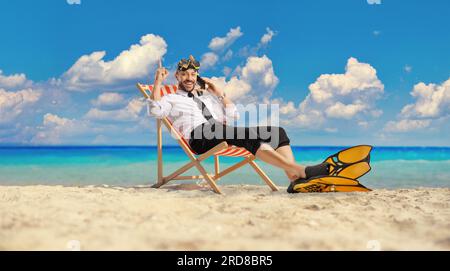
[{"xmin": 147, "ymin": 55, "xmax": 329, "ymax": 190}]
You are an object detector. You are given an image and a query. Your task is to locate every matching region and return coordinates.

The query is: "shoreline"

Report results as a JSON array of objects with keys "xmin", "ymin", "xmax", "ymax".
[{"xmin": 1, "ymin": 185, "xmax": 449, "ymax": 250}]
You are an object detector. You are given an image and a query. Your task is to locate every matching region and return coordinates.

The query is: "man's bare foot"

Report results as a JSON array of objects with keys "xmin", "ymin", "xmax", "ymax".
[
  {"xmin": 286, "ymin": 164, "xmax": 306, "ymax": 182},
  {"xmin": 285, "ymin": 171, "xmax": 298, "ymax": 182}
]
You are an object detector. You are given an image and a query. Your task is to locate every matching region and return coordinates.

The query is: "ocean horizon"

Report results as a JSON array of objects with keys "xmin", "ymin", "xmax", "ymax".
[{"xmin": 1, "ymin": 145, "xmax": 449, "ymax": 189}]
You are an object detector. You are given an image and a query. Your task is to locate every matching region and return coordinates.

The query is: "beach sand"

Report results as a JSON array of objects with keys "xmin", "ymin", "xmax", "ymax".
[{"xmin": 0, "ymin": 184, "xmax": 449, "ymax": 251}]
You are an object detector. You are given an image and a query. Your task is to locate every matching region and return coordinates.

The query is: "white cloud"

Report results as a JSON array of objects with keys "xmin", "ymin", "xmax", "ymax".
[
  {"xmin": 211, "ymin": 56, "xmax": 383, "ymax": 131},
  {"xmin": 0, "ymin": 88, "xmax": 41, "ymax": 124},
  {"xmin": 85, "ymin": 98, "xmax": 146, "ymax": 122},
  {"xmin": 309, "ymin": 57, "xmax": 384, "ymax": 103},
  {"xmin": 358, "ymin": 121, "xmax": 369, "ymax": 128},
  {"xmin": 209, "ymin": 55, "xmax": 278, "ymax": 101},
  {"xmin": 384, "ymin": 119, "xmax": 431, "ymax": 132},
  {"xmin": 62, "ymin": 34, "xmax": 167, "ymax": 91},
  {"xmin": 31, "ymin": 104, "xmax": 151, "ymax": 144},
  {"xmin": 367, "ymin": 0, "xmax": 381, "ymax": 4},
  {"xmin": 279, "ymin": 101, "xmax": 296, "ymax": 115},
  {"xmin": 241, "ymin": 55, "xmax": 279, "ymax": 92},
  {"xmin": 91, "ymin": 92, "xmax": 125, "ymax": 108},
  {"xmin": 0, "ymin": 35, "xmax": 178, "ymax": 144},
  {"xmin": 200, "ymin": 52, "xmax": 219, "ymax": 70},
  {"xmin": 325, "ymin": 102, "xmax": 367, "ymax": 119},
  {"xmin": 0, "ymin": 34, "xmax": 169, "ymax": 144},
  {"xmin": 223, "ymin": 50, "xmax": 233, "ymax": 61},
  {"xmin": 238, "ymin": 28, "xmax": 277, "ymax": 58},
  {"xmin": 0, "ymin": 70, "xmax": 32, "ymax": 89},
  {"xmin": 384, "ymin": 78, "xmax": 450, "ymax": 133},
  {"xmin": 404, "ymin": 65, "xmax": 412, "ymax": 73},
  {"xmin": 210, "ymin": 76, "xmax": 252, "ymax": 101},
  {"xmin": 370, "ymin": 109, "xmax": 383, "ymax": 118},
  {"xmin": 260, "ymin": 27, "xmax": 276, "ymax": 45},
  {"xmin": 282, "ymin": 109, "xmax": 326, "ymax": 129},
  {"xmin": 401, "ymin": 79, "xmax": 450, "ymax": 118},
  {"xmin": 0, "ymin": 124, "xmax": 34, "ymax": 144},
  {"xmin": 43, "ymin": 113, "xmax": 71, "ymax": 127},
  {"xmin": 238, "ymin": 46, "xmax": 253, "ymax": 58},
  {"xmin": 276, "ymin": 57, "xmax": 384, "ymax": 128},
  {"xmin": 208, "ymin": 27, "xmax": 243, "ymax": 52},
  {"xmin": 32, "ymin": 113, "xmax": 89, "ymax": 144},
  {"xmin": 67, "ymin": 0, "xmax": 81, "ymax": 4},
  {"xmin": 223, "ymin": 66, "xmax": 232, "ymax": 77},
  {"xmin": 373, "ymin": 30, "xmax": 381, "ymax": 36}
]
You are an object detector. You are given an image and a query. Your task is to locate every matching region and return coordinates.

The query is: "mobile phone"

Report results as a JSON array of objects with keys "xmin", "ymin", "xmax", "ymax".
[{"xmin": 197, "ymin": 75, "xmax": 206, "ymax": 89}]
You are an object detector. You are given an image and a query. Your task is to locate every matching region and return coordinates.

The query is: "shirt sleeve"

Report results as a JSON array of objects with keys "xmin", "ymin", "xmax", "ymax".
[{"xmin": 147, "ymin": 96, "xmax": 172, "ymax": 119}]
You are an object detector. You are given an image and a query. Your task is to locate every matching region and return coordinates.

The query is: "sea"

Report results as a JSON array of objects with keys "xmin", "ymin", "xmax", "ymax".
[{"xmin": 0, "ymin": 146, "xmax": 449, "ymax": 189}]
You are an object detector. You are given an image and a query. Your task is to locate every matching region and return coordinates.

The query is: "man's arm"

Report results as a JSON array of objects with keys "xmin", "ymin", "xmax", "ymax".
[
  {"xmin": 147, "ymin": 96, "xmax": 172, "ymax": 119},
  {"xmin": 147, "ymin": 65, "xmax": 172, "ymax": 118},
  {"xmin": 151, "ymin": 66, "xmax": 169, "ymax": 101},
  {"xmin": 220, "ymin": 95, "xmax": 233, "ymax": 107},
  {"xmin": 202, "ymin": 77, "xmax": 240, "ymax": 120}
]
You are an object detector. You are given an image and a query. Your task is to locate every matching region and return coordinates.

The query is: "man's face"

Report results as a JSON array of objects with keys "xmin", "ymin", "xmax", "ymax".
[{"xmin": 176, "ymin": 69, "xmax": 197, "ymax": 91}]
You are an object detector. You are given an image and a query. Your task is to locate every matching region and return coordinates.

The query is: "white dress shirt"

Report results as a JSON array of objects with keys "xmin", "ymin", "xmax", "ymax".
[{"xmin": 147, "ymin": 88, "xmax": 240, "ymax": 139}]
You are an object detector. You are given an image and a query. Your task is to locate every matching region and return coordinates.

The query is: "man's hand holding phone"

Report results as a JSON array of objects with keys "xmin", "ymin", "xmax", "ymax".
[{"xmin": 200, "ymin": 77, "xmax": 224, "ymax": 97}]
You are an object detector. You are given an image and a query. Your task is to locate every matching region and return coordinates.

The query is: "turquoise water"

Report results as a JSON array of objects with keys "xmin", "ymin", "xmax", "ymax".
[{"xmin": 0, "ymin": 146, "xmax": 449, "ymax": 189}]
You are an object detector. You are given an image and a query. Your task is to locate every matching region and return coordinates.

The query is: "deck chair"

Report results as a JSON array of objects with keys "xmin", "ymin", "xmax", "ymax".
[{"xmin": 136, "ymin": 83, "xmax": 279, "ymax": 194}]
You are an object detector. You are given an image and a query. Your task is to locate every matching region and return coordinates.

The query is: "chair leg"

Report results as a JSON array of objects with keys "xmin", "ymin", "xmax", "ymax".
[
  {"xmin": 249, "ymin": 160, "xmax": 279, "ymax": 191},
  {"xmin": 214, "ymin": 155, "xmax": 220, "ymax": 181},
  {"xmin": 213, "ymin": 156, "xmax": 253, "ymax": 181},
  {"xmin": 193, "ymin": 161, "xmax": 222, "ymax": 194},
  {"xmin": 156, "ymin": 119, "xmax": 164, "ymax": 186},
  {"xmin": 151, "ymin": 182, "xmax": 164, "ymax": 188}
]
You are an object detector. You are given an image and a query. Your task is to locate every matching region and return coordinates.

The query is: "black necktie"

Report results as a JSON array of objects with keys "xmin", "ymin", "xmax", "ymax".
[{"xmin": 188, "ymin": 91, "xmax": 214, "ymax": 121}]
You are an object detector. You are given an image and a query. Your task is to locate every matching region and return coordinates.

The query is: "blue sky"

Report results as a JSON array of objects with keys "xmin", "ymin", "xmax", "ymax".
[{"xmin": 0, "ymin": 0, "xmax": 449, "ymax": 146}]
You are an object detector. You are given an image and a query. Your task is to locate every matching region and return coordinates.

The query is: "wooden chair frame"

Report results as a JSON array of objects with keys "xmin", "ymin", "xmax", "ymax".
[{"xmin": 137, "ymin": 83, "xmax": 279, "ymax": 194}]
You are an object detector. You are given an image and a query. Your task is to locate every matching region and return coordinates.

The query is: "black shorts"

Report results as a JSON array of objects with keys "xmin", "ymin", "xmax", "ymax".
[{"xmin": 188, "ymin": 120, "xmax": 290, "ymax": 155}]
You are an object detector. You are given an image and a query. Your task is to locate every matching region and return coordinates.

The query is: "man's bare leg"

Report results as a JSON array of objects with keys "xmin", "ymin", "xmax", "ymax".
[
  {"xmin": 255, "ymin": 144, "xmax": 306, "ymax": 179},
  {"xmin": 275, "ymin": 145, "xmax": 298, "ymax": 181}
]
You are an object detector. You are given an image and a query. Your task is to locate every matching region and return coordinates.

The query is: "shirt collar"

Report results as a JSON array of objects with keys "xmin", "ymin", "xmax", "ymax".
[
  {"xmin": 176, "ymin": 87, "xmax": 204, "ymax": 97},
  {"xmin": 176, "ymin": 88, "xmax": 190, "ymax": 97}
]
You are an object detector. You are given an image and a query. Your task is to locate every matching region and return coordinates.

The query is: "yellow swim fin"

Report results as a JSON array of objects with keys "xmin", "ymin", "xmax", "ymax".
[
  {"xmin": 323, "ymin": 145, "xmax": 372, "ymax": 179},
  {"xmin": 292, "ymin": 176, "xmax": 372, "ymax": 193},
  {"xmin": 287, "ymin": 145, "xmax": 374, "ymax": 193}
]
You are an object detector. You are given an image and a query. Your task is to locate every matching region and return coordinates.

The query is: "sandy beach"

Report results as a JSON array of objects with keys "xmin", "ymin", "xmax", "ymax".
[{"xmin": 0, "ymin": 184, "xmax": 449, "ymax": 251}]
